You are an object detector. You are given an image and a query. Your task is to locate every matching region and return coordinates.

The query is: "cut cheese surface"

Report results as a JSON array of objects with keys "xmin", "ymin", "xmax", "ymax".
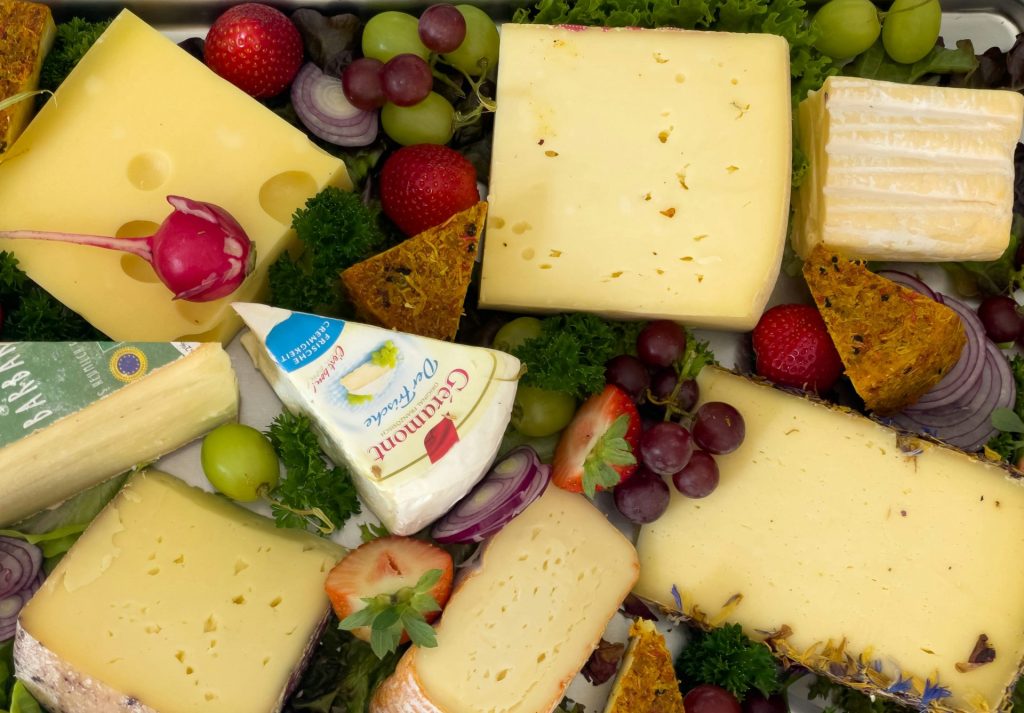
[
  {"xmin": 0, "ymin": 342, "xmax": 237, "ymax": 526},
  {"xmin": 635, "ymin": 368, "xmax": 1024, "ymax": 713},
  {"xmin": 16, "ymin": 471, "xmax": 344, "ymax": 713},
  {"xmin": 372, "ymin": 486, "xmax": 639, "ymax": 713},
  {"xmin": 0, "ymin": 10, "xmax": 350, "ymax": 342},
  {"xmin": 793, "ymin": 76, "xmax": 1023, "ymax": 262},
  {"xmin": 235, "ymin": 303, "xmax": 520, "ymax": 535},
  {"xmin": 479, "ymin": 24, "xmax": 791, "ymax": 330}
]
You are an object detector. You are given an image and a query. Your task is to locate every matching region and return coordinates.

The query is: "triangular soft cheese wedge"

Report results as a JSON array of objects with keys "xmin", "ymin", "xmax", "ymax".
[
  {"xmin": 604, "ymin": 618, "xmax": 685, "ymax": 713},
  {"xmin": 341, "ymin": 202, "xmax": 487, "ymax": 341}
]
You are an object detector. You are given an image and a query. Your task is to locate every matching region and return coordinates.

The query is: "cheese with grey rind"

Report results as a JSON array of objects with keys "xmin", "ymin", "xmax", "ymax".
[
  {"xmin": 635, "ymin": 367, "xmax": 1024, "ymax": 713},
  {"xmin": 15, "ymin": 470, "xmax": 343, "ymax": 713},
  {"xmin": 371, "ymin": 486, "xmax": 639, "ymax": 713}
]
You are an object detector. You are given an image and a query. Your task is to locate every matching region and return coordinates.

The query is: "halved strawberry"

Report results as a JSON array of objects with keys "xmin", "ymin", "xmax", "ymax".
[
  {"xmin": 552, "ymin": 384, "xmax": 641, "ymax": 497},
  {"xmin": 326, "ymin": 536, "xmax": 454, "ymax": 657}
]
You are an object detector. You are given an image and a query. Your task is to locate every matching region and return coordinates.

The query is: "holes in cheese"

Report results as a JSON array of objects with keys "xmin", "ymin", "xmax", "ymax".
[
  {"xmin": 125, "ymin": 151, "xmax": 171, "ymax": 191},
  {"xmin": 259, "ymin": 170, "xmax": 319, "ymax": 225}
]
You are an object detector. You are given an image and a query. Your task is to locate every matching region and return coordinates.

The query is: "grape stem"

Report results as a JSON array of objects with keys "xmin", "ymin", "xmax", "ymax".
[
  {"xmin": 433, "ymin": 55, "xmax": 497, "ymax": 130},
  {"xmin": 257, "ymin": 484, "xmax": 337, "ymax": 535}
]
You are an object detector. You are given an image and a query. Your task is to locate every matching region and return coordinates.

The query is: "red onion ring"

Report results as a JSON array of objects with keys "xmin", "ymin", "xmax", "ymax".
[
  {"xmin": 0, "ymin": 537, "xmax": 42, "ymax": 600},
  {"xmin": 905, "ymin": 295, "xmax": 986, "ymax": 409},
  {"xmin": 876, "ymin": 270, "xmax": 939, "ymax": 301},
  {"xmin": 291, "ymin": 62, "xmax": 379, "ymax": 147}
]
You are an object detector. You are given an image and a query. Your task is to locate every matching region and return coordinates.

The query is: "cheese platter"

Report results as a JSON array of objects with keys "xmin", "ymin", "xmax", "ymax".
[{"xmin": 1, "ymin": 0, "xmax": 1024, "ymax": 711}]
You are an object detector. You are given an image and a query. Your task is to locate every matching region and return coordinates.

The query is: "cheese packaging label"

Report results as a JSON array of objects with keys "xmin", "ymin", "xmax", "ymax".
[
  {"xmin": 0, "ymin": 342, "xmax": 194, "ymax": 445},
  {"xmin": 236, "ymin": 304, "xmax": 510, "ymax": 481}
]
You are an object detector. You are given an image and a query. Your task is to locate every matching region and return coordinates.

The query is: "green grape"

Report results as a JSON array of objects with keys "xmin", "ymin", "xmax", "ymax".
[
  {"xmin": 201, "ymin": 423, "xmax": 280, "ymax": 502},
  {"xmin": 511, "ymin": 386, "xmax": 577, "ymax": 437},
  {"xmin": 493, "ymin": 316, "xmax": 542, "ymax": 352},
  {"xmin": 381, "ymin": 92, "xmax": 455, "ymax": 145},
  {"xmin": 882, "ymin": 0, "xmax": 941, "ymax": 64},
  {"xmin": 811, "ymin": 0, "xmax": 881, "ymax": 59},
  {"xmin": 442, "ymin": 5, "xmax": 499, "ymax": 77},
  {"xmin": 362, "ymin": 11, "xmax": 430, "ymax": 63}
]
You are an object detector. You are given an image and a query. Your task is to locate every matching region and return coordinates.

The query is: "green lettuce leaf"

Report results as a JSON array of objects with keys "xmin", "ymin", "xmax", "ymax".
[{"xmin": 843, "ymin": 38, "xmax": 979, "ymax": 85}]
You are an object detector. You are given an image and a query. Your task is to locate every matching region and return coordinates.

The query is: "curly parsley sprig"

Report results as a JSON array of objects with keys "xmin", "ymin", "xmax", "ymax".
[{"xmin": 675, "ymin": 623, "xmax": 781, "ymax": 701}]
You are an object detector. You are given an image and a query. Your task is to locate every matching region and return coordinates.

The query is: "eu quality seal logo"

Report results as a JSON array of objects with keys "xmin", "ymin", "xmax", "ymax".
[{"xmin": 109, "ymin": 347, "xmax": 148, "ymax": 382}]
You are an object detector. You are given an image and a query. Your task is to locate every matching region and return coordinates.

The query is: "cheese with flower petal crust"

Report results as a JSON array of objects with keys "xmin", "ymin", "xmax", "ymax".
[
  {"xmin": 0, "ymin": 10, "xmax": 350, "ymax": 342},
  {"xmin": 15, "ymin": 470, "xmax": 344, "ymax": 713},
  {"xmin": 372, "ymin": 486, "xmax": 639, "ymax": 713},
  {"xmin": 635, "ymin": 367, "xmax": 1024, "ymax": 713},
  {"xmin": 479, "ymin": 24, "xmax": 791, "ymax": 330}
]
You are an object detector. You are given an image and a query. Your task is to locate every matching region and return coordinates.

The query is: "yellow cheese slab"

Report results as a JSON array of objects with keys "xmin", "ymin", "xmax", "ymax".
[
  {"xmin": 635, "ymin": 368, "xmax": 1024, "ymax": 713},
  {"xmin": 16, "ymin": 471, "xmax": 344, "ymax": 713},
  {"xmin": 479, "ymin": 25, "xmax": 791, "ymax": 331},
  {"xmin": 0, "ymin": 11, "xmax": 350, "ymax": 342}
]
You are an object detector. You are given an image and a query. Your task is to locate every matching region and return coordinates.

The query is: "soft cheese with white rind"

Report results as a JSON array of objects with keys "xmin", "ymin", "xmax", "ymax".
[
  {"xmin": 635, "ymin": 367, "xmax": 1024, "ymax": 713},
  {"xmin": 0, "ymin": 10, "xmax": 350, "ymax": 342},
  {"xmin": 0, "ymin": 342, "xmax": 237, "ymax": 526},
  {"xmin": 793, "ymin": 76, "xmax": 1024, "ymax": 262},
  {"xmin": 15, "ymin": 470, "xmax": 344, "ymax": 713},
  {"xmin": 372, "ymin": 486, "xmax": 640, "ymax": 713},
  {"xmin": 480, "ymin": 24, "xmax": 791, "ymax": 330},
  {"xmin": 233, "ymin": 303, "xmax": 520, "ymax": 535}
]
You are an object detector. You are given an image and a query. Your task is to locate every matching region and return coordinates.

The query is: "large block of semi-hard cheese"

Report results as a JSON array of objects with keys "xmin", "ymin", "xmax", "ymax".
[
  {"xmin": 479, "ymin": 25, "xmax": 791, "ymax": 330},
  {"xmin": 0, "ymin": 342, "xmax": 237, "ymax": 526},
  {"xmin": 234, "ymin": 303, "xmax": 521, "ymax": 535},
  {"xmin": 371, "ymin": 486, "xmax": 639, "ymax": 713},
  {"xmin": 635, "ymin": 367, "xmax": 1024, "ymax": 713},
  {"xmin": 15, "ymin": 470, "xmax": 344, "ymax": 713},
  {"xmin": 793, "ymin": 76, "xmax": 1024, "ymax": 262},
  {"xmin": 0, "ymin": 10, "xmax": 350, "ymax": 342}
]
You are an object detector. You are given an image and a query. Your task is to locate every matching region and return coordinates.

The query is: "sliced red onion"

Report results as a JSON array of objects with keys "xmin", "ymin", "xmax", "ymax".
[
  {"xmin": 906, "ymin": 295, "xmax": 986, "ymax": 409},
  {"xmin": 432, "ymin": 446, "xmax": 551, "ymax": 544},
  {"xmin": 876, "ymin": 270, "xmax": 938, "ymax": 301},
  {"xmin": 0, "ymin": 588, "xmax": 33, "ymax": 642},
  {"xmin": 0, "ymin": 537, "xmax": 42, "ymax": 600},
  {"xmin": 291, "ymin": 62, "xmax": 378, "ymax": 147}
]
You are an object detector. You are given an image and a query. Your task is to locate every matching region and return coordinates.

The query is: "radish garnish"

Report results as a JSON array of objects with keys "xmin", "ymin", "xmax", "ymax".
[{"xmin": 0, "ymin": 195, "xmax": 255, "ymax": 302}]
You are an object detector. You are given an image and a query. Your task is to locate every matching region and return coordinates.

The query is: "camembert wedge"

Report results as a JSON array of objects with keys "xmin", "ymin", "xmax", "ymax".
[
  {"xmin": 372, "ymin": 486, "xmax": 639, "ymax": 713},
  {"xmin": 636, "ymin": 367, "xmax": 1024, "ymax": 713}
]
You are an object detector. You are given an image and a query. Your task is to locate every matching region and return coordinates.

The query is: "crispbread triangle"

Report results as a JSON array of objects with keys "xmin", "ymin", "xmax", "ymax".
[
  {"xmin": 340, "ymin": 201, "xmax": 487, "ymax": 341},
  {"xmin": 604, "ymin": 618, "xmax": 685, "ymax": 713}
]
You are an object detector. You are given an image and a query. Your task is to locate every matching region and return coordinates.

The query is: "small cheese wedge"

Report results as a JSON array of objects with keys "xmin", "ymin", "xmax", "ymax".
[
  {"xmin": 15, "ymin": 470, "xmax": 344, "ymax": 713},
  {"xmin": 0, "ymin": 10, "xmax": 350, "ymax": 342},
  {"xmin": 372, "ymin": 486, "xmax": 639, "ymax": 713},
  {"xmin": 604, "ymin": 619, "xmax": 685, "ymax": 713},
  {"xmin": 0, "ymin": 342, "xmax": 237, "ymax": 526},
  {"xmin": 234, "ymin": 303, "xmax": 520, "ymax": 535},
  {"xmin": 635, "ymin": 367, "xmax": 1024, "ymax": 713},
  {"xmin": 793, "ymin": 76, "xmax": 1024, "ymax": 262},
  {"xmin": 0, "ymin": 0, "xmax": 55, "ymax": 153},
  {"xmin": 479, "ymin": 24, "xmax": 792, "ymax": 330}
]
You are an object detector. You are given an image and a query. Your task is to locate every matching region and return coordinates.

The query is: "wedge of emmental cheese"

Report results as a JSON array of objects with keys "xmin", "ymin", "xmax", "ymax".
[
  {"xmin": 15, "ymin": 470, "xmax": 344, "ymax": 713},
  {"xmin": 793, "ymin": 76, "xmax": 1024, "ymax": 261},
  {"xmin": 636, "ymin": 367, "xmax": 1024, "ymax": 713},
  {"xmin": 0, "ymin": 342, "xmax": 237, "ymax": 526},
  {"xmin": 372, "ymin": 486, "xmax": 639, "ymax": 713},
  {"xmin": 234, "ymin": 303, "xmax": 520, "ymax": 535}
]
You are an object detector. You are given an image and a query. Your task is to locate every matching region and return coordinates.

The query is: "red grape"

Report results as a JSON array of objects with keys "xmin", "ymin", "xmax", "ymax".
[
  {"xmin": 606, "ymin": 354, "xmax": 650, "ymax": 400},
  {"xmin": 341, "ymin": 57, "xmax": 386, "ymax": 110},
  {"xmin": 418, "ymin": 4, "xmax": 467, "ymax": 53},
  {"xmin": 639, "ymin": 421, "xmax": 693, "ymax": 475},
  {"xmin": 637, "ymin": 320, "xmax": 686, "ymax": 367},
  {"xmin": 381, "ymin": 53, "xmax": 433, "ymax": 107},
  {"xmin": 650, "ymin": 368, "xmax": 699, "ymax": 411},
  {"xmin": 693, "ymin": 402, "xmax": 745, "ymax": 455},
  {"xmin": 978, "ymin": 295, "xmax": 1022, "ymax": 343},
  {"xmin": 742, "ymin": 692, "xmax": 788, "ymax": 713},
  {"xmin": 613, "ymin": 467, "xmax": 670, "ymax": 524},
  {"xmin": 672, "ymin": 450, "xmax": 719, "ymax": 498},
  {"xmin": 684, "ymin": 685, "xmax": 742, "ymax": 713}
]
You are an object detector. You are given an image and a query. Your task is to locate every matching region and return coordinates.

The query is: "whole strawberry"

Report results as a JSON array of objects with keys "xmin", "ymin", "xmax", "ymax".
[
  {"xmin": 752, "ymin": 304, "xmax": 843, "ymax": 392},
  {"xmin": 380, "ymin": 144, "xmax": 480, "ymax": 237},
  {"xmin": 204, "ymin": 3, "xmax": 303, "ymax": 99}
]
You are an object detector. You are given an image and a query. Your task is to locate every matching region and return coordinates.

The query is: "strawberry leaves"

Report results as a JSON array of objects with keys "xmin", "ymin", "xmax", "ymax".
[
  {"xmin": 338, "ymin": 568, "xmax": 443, "ymax": 659},
  {"xmin": 582, "ymin": 414, "xmax": 637, "ymax": 498}
]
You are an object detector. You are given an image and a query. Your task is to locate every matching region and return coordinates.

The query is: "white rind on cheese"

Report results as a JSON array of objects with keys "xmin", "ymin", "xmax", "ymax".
[
  {"xmin": 15, "ymin": 471, "xmax": 343, "ymax": 713},
  {"xmin": 480, "ymin": 24, "xmax": 792, "ymax": 330},
  {"xmin": 793, "ymin": 76, "xmax": 1024, "ymax": 262},
  {"xmin": 0, "ymin": 342, "xmax": 238, "ymax": 527},
  {"xmin": 635, "ymin": 368, "xmax": 1024, "ymax": 713},
  {"xmin": 372, "ymin": 487, "xmax": 640, "ymax": 713}
]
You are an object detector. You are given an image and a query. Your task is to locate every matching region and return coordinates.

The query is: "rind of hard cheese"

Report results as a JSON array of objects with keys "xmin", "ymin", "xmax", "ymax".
[
  {"xmin": 479, "ymin": 24, "xmax": 791, "ymax": 330},
  {"xmin": 372, "ymin": 487, "xmax": 640, "ymax": 713},
  {"xmin": 0, "ymin": 10, "xmax": 350, "ymax": 342},
  {"xmin": 635, "ymin": 367, "xmax": 1024, "ymax": 713}
]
